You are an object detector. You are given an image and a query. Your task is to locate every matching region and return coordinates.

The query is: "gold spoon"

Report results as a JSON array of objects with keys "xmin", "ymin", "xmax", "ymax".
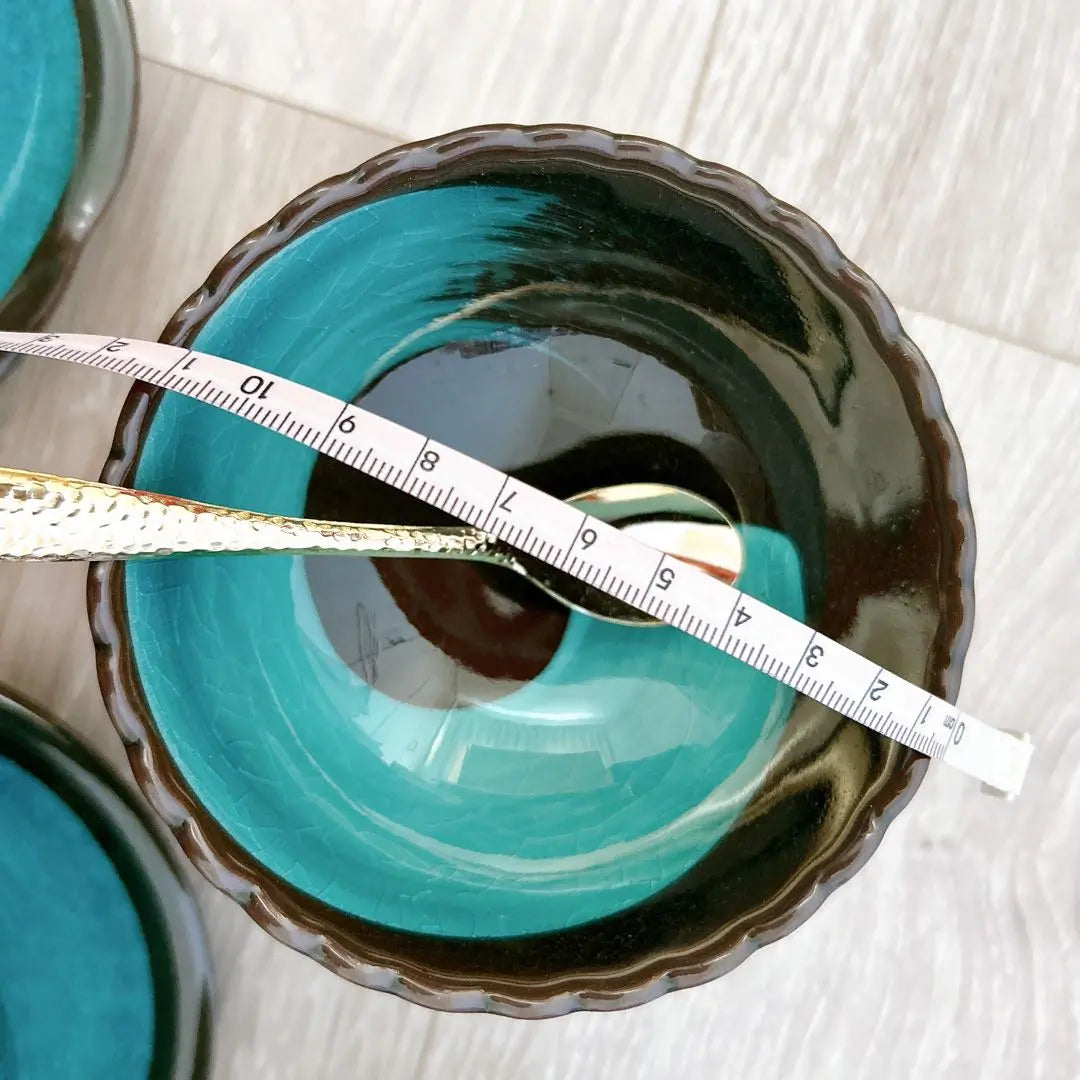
[{"xmin": 0, "ymin": 468, "xmax": 742, "ymax": 626}]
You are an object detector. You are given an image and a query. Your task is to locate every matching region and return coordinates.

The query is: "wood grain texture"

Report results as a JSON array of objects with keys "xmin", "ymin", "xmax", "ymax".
[
  {"xmin": 685, "ymin": 0, "xmax": 1080, "ymax": 362},
  {"xmin": 127, "ymin": 0, "xmax": 718, "ymax": 145},
  {"xmin": 0, "ymin": 58, "xmax": 1076, "ymax": 1080},
  {"xmin": 129, "ymin": 0, "xmax": 1080, "ymax": 364}
]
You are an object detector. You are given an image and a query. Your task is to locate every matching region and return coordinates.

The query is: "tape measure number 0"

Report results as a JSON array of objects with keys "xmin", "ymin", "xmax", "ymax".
[{"xmin": 0, "ymin": 331, "xmax": 1034, "ymax": 796}]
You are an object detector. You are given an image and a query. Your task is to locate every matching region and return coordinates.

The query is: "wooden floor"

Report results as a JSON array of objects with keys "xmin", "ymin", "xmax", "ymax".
[{"xmin": 1, "ymin": 2, "xmax": 1076, "ymax": 1076}]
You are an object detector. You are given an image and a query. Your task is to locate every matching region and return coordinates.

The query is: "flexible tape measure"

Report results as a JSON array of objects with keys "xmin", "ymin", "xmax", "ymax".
[{"xmin": 0, "ymin": 331, "xmax": 1034, "ymax": 795}]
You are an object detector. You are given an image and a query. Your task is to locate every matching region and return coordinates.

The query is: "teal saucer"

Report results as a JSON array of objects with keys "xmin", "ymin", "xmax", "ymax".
[
  {"xmin": 0, "ymin": 758, "xmax": 153, "ymax": 1078},
  {"xmin": 0, "ymin": 690, "xmax": 211, "ymax": 1078},
  {"xmin": 0, "ymin": 0, "xmax": 83, "ymax": 302},
  {"xmin": 93, "ymin": 127, "xmax": 973, "ymax": 1015},
  {"xmin": 0, "ymin": 0, "xmax": 137, "ymax": 382}
]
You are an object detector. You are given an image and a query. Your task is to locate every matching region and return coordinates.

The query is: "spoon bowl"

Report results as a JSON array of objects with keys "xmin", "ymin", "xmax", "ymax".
[{"xmin": 523, "ymin": 482, "xmax": 743, "ymax": 623}]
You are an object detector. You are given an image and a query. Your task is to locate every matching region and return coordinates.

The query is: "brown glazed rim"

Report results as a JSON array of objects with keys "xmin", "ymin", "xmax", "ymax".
[{"xmin": 87, "ymin": 124, "xmax": 975, "ymax": 1018}]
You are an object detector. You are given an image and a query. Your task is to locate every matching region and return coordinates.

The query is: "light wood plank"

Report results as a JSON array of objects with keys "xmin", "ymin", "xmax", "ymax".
[
  {"xmin": 685, "ymin": 0, "xmax": 1080, "ymax": 361},
  {"xmin": 128, "ymin": 0, "xmax": 718, "ymax": 145},
  {"xmin": 0, "ymin": 59, "xmax": 1076, "ymax": 1080}
]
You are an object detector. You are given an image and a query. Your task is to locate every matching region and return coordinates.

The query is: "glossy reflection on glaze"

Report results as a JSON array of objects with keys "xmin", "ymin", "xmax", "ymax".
[{"xmin": 100, "ymin": 130, "xmax": 970, "ymax": 1005}]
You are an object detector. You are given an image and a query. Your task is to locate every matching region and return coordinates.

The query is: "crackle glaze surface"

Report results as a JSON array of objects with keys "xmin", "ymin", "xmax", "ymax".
[{"xmin": 0, "ymin": 0, "xmax": 83, "ymax": 300}]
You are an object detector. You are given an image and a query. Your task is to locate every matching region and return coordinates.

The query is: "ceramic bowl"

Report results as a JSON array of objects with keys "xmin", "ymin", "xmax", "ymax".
[
  {"xmin": 0, "ymin": 0, "xmax": 138, "ymax": 381},
  {"xmin": 89, "ymin": 125, "xmax": 974, "ymax": 1017},
  {"xmin": 0, "ymin": 686, "xmax": 211, "ymax": 1077}
]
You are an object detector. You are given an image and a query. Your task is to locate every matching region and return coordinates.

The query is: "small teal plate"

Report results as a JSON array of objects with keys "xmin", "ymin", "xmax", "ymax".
[
  {"xmin": 0, "ymin": 690, "xmax": 211, "ymax": 1078},
  {"xmin": 0, "ymin": 0, "xmax": 83, "ymax": 302},
  {"xmin": 126, "ymin": 185, "xmax": 806, "ymax": 938}
]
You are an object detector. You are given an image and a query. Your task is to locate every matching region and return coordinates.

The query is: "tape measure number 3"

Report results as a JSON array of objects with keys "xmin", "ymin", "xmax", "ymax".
[{"xmin": 0, "ymin": 331, "xmax": 1035, "ymax": 796}]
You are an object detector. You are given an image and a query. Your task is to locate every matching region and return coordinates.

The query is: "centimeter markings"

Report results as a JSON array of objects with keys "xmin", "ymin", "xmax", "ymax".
[{"xmin": 0, "ymin": 331, "xmax": 1034, "ymax": 795}]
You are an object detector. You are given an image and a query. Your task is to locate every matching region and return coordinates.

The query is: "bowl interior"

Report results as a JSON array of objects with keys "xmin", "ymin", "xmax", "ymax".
[{"xmin": 124, "ymin": 155, "xmax": 955, "ymax": 952}]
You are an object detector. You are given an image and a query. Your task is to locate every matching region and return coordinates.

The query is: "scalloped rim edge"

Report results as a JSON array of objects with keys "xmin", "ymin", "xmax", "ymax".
[{"xmin": 86, "ymin": 123, "xmax": 975, "ymax": 1019}]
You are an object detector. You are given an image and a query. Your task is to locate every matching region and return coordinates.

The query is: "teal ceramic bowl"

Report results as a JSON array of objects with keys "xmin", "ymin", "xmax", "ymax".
[
  {"xmin": 91, "ymin": 126, "xmax": 973, "ymax": 1016},
  {"xmin": 0, "ymin": 687, "xmax": 211, "ymax": 1078},
  {"xmin": 0, "ymin": 0, "xmax": 137, "ymax": 380}
]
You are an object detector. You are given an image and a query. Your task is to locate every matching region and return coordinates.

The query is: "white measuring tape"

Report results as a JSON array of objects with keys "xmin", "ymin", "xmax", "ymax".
[{"xmin": 0, "ymin": 331, "xmax": 1034, "ymax": 796}]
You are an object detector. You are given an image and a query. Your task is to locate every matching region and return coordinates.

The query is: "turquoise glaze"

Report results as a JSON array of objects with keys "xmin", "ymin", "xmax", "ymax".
[
  {"xmin": 0, "ymin": 0, "xmax": 84, "ymax": 300},
  {"xmin": 0, "ymin": 755, "xmax": 153, "ymax": 1080},
  {"xmin": 127, "ymin": 186, "xmax": 806, "ymax": 938}
]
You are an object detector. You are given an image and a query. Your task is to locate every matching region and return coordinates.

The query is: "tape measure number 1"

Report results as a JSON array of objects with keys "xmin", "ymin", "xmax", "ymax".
[{"xmin": 0, "ymin": 331, "xmax": 1035, "ymax": 796}]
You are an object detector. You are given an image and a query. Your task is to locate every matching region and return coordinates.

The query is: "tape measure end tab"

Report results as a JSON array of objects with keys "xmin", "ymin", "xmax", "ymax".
[{"xmin": 977, "ymin": 729, "xmax": 1032, "ymax": 800}]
